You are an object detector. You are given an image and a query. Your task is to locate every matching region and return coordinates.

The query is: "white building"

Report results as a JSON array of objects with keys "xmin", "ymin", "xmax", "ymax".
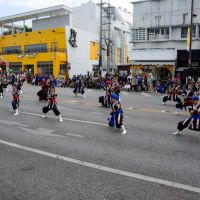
[
  {"xmin": 0, "ymin": 1, "xmax": 132, "ymax": 77},
  {"xmin": 130, "ymin": 0, "xmax": 200, "ymax": 79}
]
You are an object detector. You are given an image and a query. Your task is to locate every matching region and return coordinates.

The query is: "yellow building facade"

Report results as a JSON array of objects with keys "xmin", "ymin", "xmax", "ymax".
[{"xmin": 0, "ymin": 27, "xmax": 68, "ymax": 78}]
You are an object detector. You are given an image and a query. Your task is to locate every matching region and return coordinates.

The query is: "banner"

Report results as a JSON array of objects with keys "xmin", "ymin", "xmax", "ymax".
[{"xmin": 187, "ymin": 27, "xmax": 190, "ymax": 51}]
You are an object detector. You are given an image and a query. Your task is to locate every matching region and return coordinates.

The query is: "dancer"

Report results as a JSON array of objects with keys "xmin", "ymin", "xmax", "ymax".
[
  {"xmin": 37, "ymin": 77, "xmax": 49, "ymax": 101},
  {"xmin": 172, "ymin": 96, "xmax": 200, "ymax": 135},
  {"xmin": 162, "ymin": 83, "xmax": 181, "ymax": 105},
  {"xmin": 42, "ymin": 86, "xmax": 63, "ymax": 122},
  {"xmin": 175, "ymin": 85, "xmax": 194, "ymax": 114},
  {"xmin": 108, "ymin": 93, "xmax": 126, "ymax": 134},
  {"xmin": 99, "ymin": 80, "xmax": 113, "ymax": 108},
  {"xmin": 2, "ymin": 74, "xmax": 8, "ymax": 92},
  {"xmin": 73, "ymin": 75, "xmax": 86, "ymax": 98},
  {"xmin": 12, "ymin": 84, "xmax": 20, "ymax": 116}
]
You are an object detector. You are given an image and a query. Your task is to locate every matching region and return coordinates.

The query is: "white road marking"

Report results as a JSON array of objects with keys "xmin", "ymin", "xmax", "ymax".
[
  {"xmin": 18, "ymin": 127, "xmax": 64, "ymax": 137},
  {"xmin": 15, "ymin": 110, "xmax": 108, "ymax": 127},
  {"xmin": 0, "ymin": 119, "xmax": 28, "ymax": 127},
  {"xmin": 65, "ymin": 133, "xmax": 85, "ymax": 138},
  {"xmin": 0, "ymin": 139, "xmax": 199, "ymax": 194},
  {"xmin": 141, "ymin": 92, "xmax": 152, "ymax": 97}
]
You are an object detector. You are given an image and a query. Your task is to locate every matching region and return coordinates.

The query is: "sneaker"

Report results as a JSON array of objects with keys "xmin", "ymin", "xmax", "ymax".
[
  {"xmin": 14, "ymin": 110, "xmax": 19, "ymax": 116},
  {"xmin": 83, "ymin": 94, "xmax": 86, "ymax": 98},
  {"xmin": 174, "ymin": 112, "xmax": 179, "ymax": 115},
  {"xmin": 162, "ymin": 102, "xmax": 166, "ymax": 105},
  {"xmin": 121, "ymin": 125, "xmax": 127, "ymax": 134},
  {"xmin": 59, "ymin": 115, "xmax": 63, "ymax": 122},
  {"xmin": 172, "ymin": 130, "xmax": 181, "ymax": 135}
]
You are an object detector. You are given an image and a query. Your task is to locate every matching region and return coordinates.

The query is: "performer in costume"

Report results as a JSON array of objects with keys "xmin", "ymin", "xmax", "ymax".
[
  {"xmin": 108, "ymin": 93, "xmax": 126, "ymax": 134},
  {"xmin": 2, "ymin": 74, "xmax": 8, "ymax": 92},
  {"xmin": 37, "ymin": 77, "xmax": 49, "ymax": 101},
  {"xmin": 172, "ymin": 96, "xmax": 200, "ymax": 135},
  {"xmin": 42, "ymin": 86, "xmax": 63, "ymax": 122},
  {"xmin": 162, "ymin": 83, "xmax": 181, "ymax": 105},
  {"xmin": 99, "ymin": 80, "xmax": 113, "ymax": 107},
  {"xmin": 73, "ymin": 75, "xmax": 86, "ymax": 98},
  {"xmin": 12, "ymin": 84, "xmax": 20, "ymax": 115},
  {"xmin": 175, "ymin": 85, "xmax": 194, "ymax": 114}
]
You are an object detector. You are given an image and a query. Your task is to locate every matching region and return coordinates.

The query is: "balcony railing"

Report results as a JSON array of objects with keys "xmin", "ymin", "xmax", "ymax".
[
  {"xmin": 0, "ymin": 48, "xmax": 67, "ymax": 55},
  {"xmin": 148, "ymin": 34, "xmax": 169, "ymax": 41}
]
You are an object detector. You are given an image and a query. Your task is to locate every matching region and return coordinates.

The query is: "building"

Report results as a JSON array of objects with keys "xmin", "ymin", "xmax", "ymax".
[
  {"xmin": 0, "ymin": 1, "xmax": 132, "ymax": 78},
  {"xmin": 129, "ymin": 0, "xmax": 200, "ymax": 79},
  {"xmin": 73, "ymin": 2, "xmax": 132, "ymax": 75},
  {"xmin": 0, "ymin": 5, "xmax": 99, "ymax": 78}
]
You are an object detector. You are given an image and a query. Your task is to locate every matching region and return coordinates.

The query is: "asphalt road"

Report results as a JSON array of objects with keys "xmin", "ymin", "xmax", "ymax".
[{"xmin": 0, "ymin": 84, "xmax": 200, "ymax": 200}]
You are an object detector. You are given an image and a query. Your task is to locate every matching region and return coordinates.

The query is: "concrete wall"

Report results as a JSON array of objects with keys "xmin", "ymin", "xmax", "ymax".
[
  {"xmin": 65, "ymin": 26, "xmax": 99, "ymax": 77},
  {"xmin": 32, "ymin": 15, "xmax": 70, "ymax": 31},
  {"xmin": 133, "ymin": 0, "xmax": 200, "ymax": 28}
]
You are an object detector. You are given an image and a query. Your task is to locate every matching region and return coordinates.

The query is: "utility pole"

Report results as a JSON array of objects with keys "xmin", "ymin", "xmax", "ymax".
[
  {"xmin": 188, "ymin": 0, "xmax": 194, "ymax": 68},
  {"xmin": 99, "ymin": 0, "xmax": 103, "ymax": 76},
  {"xmin": 98, "ymin": 1, "xmax": 113, "ymax": 75}
]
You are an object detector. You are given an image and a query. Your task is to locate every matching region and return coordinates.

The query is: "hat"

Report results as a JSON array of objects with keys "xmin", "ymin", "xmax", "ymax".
[
  {"xmin": 192, "ymin": 96, "xmax": 200, "ymax": 101},
  {"xmin": 111, "ymin": 93, "xmax": 119, "ymax": 101}
]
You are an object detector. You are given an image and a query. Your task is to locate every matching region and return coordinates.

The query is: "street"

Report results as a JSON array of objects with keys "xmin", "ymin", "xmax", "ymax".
[{"xmin": 0, "ymin": 85, "xmax": 200, "ymax": 200}]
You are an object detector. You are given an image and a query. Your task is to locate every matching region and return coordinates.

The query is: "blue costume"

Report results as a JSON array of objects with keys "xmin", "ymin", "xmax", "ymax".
[{"xmin": 108, "ymin": 93, "xmax": 126, "ymax": 134}]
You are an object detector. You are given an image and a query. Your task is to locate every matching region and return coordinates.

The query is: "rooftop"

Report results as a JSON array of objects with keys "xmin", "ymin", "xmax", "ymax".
[{"xmin": 0, "ymin": 5, "xmax": 72, "ymax": 25}]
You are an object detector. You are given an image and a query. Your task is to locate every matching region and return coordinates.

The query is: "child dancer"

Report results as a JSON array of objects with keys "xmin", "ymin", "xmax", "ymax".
[
  {"xmin": 42, "ymin": 86, "xmax": 63, "ymax": 122},
  {"xmin": 172, "ymin": 96, "xmax": 200, "ymax": 135},
  {"xmin": 12, "ymin": 84, "xmax": 20, "ymax": 115},
  {"xmin": 163, "ymin": 83, "xmax": 181, "ymax": 105},
  {"xmin": 108, "ymin": 93, "xmax": 126, "ymax": 134}
]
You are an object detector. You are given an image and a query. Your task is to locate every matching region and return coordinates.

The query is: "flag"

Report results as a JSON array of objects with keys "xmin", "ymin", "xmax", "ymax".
[{"xmin": 187, "ymin": 27, "xmax": 190, "ymax": 51}]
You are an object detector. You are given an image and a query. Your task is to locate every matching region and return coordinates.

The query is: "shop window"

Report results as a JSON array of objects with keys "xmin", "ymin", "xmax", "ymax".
[
  {"xmin": 60, "ymin": 64, "xmax": 67, "ymax": 75},
  {"xmin": 2, "ymin": 46, "xmax": 21, "ymax": 55},
  {"xmin": 25, "ymin": 44, "xmax": 47, "ymax": 53},
  {"xmin": 37, "ymin": 61, "xmax": 53, "ymax": 75}
]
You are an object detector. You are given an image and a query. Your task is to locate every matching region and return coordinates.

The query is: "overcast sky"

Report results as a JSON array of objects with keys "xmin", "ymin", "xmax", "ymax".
[{"xmin": 0, "ymin": 0, "xmax": 133, "ymax": 17}]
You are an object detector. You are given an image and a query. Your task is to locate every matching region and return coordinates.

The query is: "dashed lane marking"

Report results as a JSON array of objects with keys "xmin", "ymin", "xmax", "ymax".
[
  {"xmin": 12, "ymin": 110, "xmax": 108, "ymax": 127},
  {"xmin": 141, "ymin": 92, "xmax": 152, "ymax": 97},
  {"xmin": 0, "ymin": 139, "xmax": 199, "ymax": 194},
  {"xmin": 65, "ymin": 133, "xmax": 85, "ymax": 138}
]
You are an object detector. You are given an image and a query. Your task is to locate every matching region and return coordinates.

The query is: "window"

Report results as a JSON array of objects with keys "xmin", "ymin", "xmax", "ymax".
[
  {"xmin": 25, "ymin": 44, "xmax": 47, "ymax": 53},
  {"xmin": 2, "ymin": 46, "xmax": 21, "ymax": 54},
  {"xmin": 9, "ymin": 62, "xmax": 22, "ymax": 73},
  {"xmin": 37, "ymin": 61, "xmax": 53, "ymax": 75},
  {"xmin": 181, "ymin": 26, "xmax": 196, "ymax": 38},
  {"xmin": 132, "ymin": 29, "xmax": 146, "ymax": 41},
  {"xmin": 147, "ymin": 27, "xmax": 169, "ymax": 40},
  {"xmin": 183, "ymin": 13, "xmax": 188, "ymax": 24},
  {"xmin": 60, "ymin": 64, "xmax": 67, "ymax": 75}
]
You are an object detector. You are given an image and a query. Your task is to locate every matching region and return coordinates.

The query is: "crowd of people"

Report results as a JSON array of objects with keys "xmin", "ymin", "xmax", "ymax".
[
  {"xmin": 1, "ymin": 67, "xmax": 200, "ymax": 135},
  {"xmin": 28, "ymin": 72, "xmax": 156, "ymax": 92}
]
